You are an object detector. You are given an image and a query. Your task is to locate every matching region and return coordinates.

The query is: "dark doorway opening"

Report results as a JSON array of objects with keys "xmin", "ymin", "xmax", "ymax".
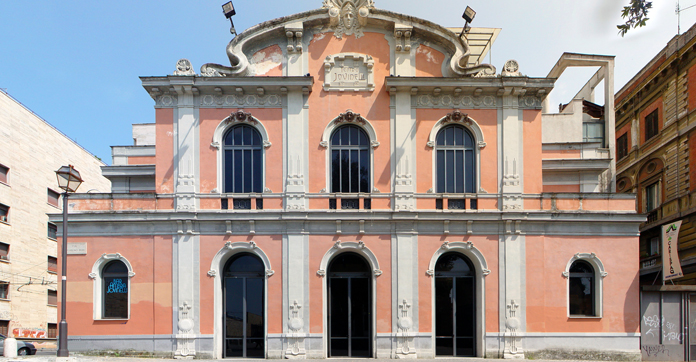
[
  {"xmin": 328, "ymin": 252, "xmax": 372, "ymax": 358},
  {"xmin": 435, "ymin": 252, "xmax": 476, "ymax": 357},
  {"xmin": 223, "ymin": 253, "xmax": 265, "ymax": 358}
]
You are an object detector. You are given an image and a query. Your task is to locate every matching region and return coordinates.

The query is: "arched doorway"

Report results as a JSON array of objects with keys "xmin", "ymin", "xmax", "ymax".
[
  {"xmin": 327, "ymin": 252, "xmax": 372, "ymax": 358},
  {"xmin": 223, "ymin": 253, "xmax": 265, "ymax": 358},
  {"xmin": 434, "ymin": 252, "xmax": 476, "ymax": 357}
]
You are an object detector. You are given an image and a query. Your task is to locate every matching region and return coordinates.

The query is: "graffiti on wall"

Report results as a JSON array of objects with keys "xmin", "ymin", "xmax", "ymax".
[
  {"xmin": 642, "ymin": 345, "xmax": 670, "ymax": 357},
  {"xmin": 643, "ymin": 315, "xmax": 684, "ymax": 342},
  {"xmin": 11, "ymin": 322, "xmax": 47, "ymax": 338}
]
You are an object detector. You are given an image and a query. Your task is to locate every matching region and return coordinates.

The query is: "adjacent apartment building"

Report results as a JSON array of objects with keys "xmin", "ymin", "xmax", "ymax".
[
  {"xmin": 615, "ymin": 22, "xmax": 696, "ymax": 360},
  {"xmin": 55, "ymin": 0, "xmax": 643, "ymax": 359},
  {"xmin": 0, "ymin": 90, "xmax": 110, "ymax": 342}
]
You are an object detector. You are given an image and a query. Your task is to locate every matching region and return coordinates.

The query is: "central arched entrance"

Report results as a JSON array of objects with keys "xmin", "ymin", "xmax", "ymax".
[
  {"xmin": 327, "ymin": 252, "xmax": 372, "ymax": 358},
  {"xmin": 223, "ymin": 253, "xmax": 265, "ymax": 358},
  {"xmin": 435, "ymin": 252, "xmax": 476, "ymax": 357}
]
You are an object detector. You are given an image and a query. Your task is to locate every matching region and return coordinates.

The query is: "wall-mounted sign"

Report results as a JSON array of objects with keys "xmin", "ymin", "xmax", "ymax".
[
  {"xmin": 662, "ymin": 220, "xmax": 683, "ymax": 281},
  {"xmin": 324, "ymin": 53, "xmax": 375, "ymax": 92},
  {"xmin": 67, "ymin": 242, "xmax": 87, "ymax": 255}
]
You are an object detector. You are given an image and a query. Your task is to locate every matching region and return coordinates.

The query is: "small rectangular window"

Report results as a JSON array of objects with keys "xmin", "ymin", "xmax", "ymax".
[
  {"xmin": 48, "ymin": 223, "xmax": 57, "ymax": 240},
  {"xmin": 48, "ymin": 256, "xmax": 57, "ymax": 274},
  {"xmin": 329, "ymin": 198, "xmax": 337, "ymax": 210},
  {"xmin": 0, "ymin": 165, "xmax": 7, "ymax": 184},
  {"xmin": 221, "ymin": 198, "xmax": 229, "ymax": 210},
  {"xmin": 436, "ymin": 199, "xmax": 443, "ymax": 210},
  {"xmin": 233, "ymin": 198, "xmax": 251, "ymax": 210},
  {"xmin": 0, "ymin": 204, "xmax": 7, "ymax": 223},
  {"xmin": 47, "ymin": 323, "xmax": 57, "ymax": 339},
  {"xmin": 255, "ymin": 198, "xmax": 263, "ymax": 210},
  {"xmin": 0, "ymin": 283, "xmax": 8, "ymax": 300},
  {"xmin": 645, "ymin": 109, "xmax": 659, "ymax": 141},
  {"xmin": 47, "ymin": 290, "xmax": 57, "ymax": 306},
  {"xmin": 47, "ymin": 189, "xmax": 60, "ymax": 208},
  {"xmin": 617, "ymin": 133, "xmax": 628, "ymax": 160},
  {"xmin": 341, "ymin": 199, "xmax": 359, "ymax": 210},
  {"xmin": 363, "ymin": 198, "xmax": 371, "ymax": 210},
  {"xmin": 645, "ymin": 183, "xmax": 659, "ymax": 212},
  {"xmin": 649, "ymin": 236, "xmax": 660, "ymax": 256},
  {"xmin": 0, "ymin": 243, "xmax": 8, "ymax": 261},
  {"xmin": 448, "ymin": 199, "xmax": 466, "ymax": 210},
  {"xmin": 0, "ymin": 320, "xmax": 8, "ymax": 336}
]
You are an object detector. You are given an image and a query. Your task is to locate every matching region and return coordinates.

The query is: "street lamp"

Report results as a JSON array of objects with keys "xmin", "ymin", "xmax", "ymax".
[
  {"xmin": 459, "ymin": 6, "xmax": 476, "ymax": 38},
  {"xmin": 55, "ymin": 165, "xmax": 83, "ymax": 358}
]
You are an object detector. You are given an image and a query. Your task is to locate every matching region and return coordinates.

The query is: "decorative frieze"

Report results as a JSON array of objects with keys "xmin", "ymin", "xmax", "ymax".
[
  {"xmin": 416, "ymin": 94, "xmax": 496, "ymax": 108},
  {"xmin": 200, "ymin": 94, "xmax": 281, "ymax": 108}
]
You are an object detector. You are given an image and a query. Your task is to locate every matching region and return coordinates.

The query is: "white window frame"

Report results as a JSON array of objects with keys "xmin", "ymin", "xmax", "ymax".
[
  {"xmin": 562, "ymin": 253, "xmax": 607, "ymax": 318},
  {"xmin": 319, "ymin": 110, "xmax": 379, "ymax": 194},
  {"xmin": 210, "ymin": 110, "xmax": 271, "ymax": 194},
  {"xmin": 89, "ymin": 253, "xmax": 135, "ymax": 320},
  {"xmin": 427, "ymin": 112, "xmax": 486, "ymax": 194}
]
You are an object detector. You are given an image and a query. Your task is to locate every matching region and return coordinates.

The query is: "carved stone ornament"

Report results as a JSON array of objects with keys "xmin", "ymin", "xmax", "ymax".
[
  {"xmin": 324, "ymin": 53, "xmax": 375, "ymax": 92},
  {"xmin": 224, "ymin": 110, "xmax": 256, "ymax": 125},
  {"xmin": 322, "ymin": 0, "xmax": 375, "ymax": 39},
  {"xmin": 207, "ymin": 270, "xmax": 217, "ymax": 277},
  {"xmin": 501, "ymin": 59, "xmax": 522, "ymax": 77},
  {"xmin": 443, "ymin": 110, "xmax": 472, "ymax": 125},
  {"xmin": 174, "ymin": 59, "xmax": 196, "ymax": 76}
]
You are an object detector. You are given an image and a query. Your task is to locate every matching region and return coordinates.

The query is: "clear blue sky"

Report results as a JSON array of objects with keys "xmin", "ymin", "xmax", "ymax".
[{"xmin": 1, "ymin": 0, "xmax": 694, "ymax": 165}]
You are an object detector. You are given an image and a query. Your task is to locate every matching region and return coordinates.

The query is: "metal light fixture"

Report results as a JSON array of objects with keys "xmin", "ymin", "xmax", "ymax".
[
  {"xmin": 54, "ymin": 165, "xmax": 83, "ymax": 358},
  {"xmin": 459, "ymin": 6, "xmax": 476, "ymax": 38},
  {"xmin": 222, "ymin": 1, "xmax": 237, "ymax": 36}
]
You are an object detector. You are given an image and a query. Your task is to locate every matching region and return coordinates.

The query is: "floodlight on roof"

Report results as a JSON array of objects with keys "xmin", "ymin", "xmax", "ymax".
[
  {"xmin": 221, "ymin": 2, "xmax": 237, "ymax": 36},
  {"xmin": 462, "ymin": 6, "xmax": 476, "ymax": 24}
]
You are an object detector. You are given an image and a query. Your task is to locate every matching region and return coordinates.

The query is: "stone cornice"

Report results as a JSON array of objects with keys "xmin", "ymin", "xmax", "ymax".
[
  {"xmin": 141, "ymin": 76, "xmax": 314, "ymax": 100},
  {"xmin": 385, "ymin": 76, "xmax": 554, "ymax": 97}
]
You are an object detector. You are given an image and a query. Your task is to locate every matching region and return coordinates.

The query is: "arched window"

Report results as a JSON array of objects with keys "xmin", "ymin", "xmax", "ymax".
[
  {"xmin": 568, "ymin": 260, "xmax": 596, "ymax": 316},
  {"xmin": 223, "ymin": 125, "xmax": 263, "ymax": 194},
  {"xmin": 435, "ymin": 125, "xmax": 476, "ymax": 194},
  {"xmin": 330, "ymin": 125, "xmax": 370, "ymax": 193},
  {"xmin": 102, "ymin": 260, "xmax": 129, "ymax": 319}
]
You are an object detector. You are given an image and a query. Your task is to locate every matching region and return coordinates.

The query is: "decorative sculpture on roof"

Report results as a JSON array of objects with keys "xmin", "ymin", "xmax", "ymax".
[{"xmin": 323, "ymin": 0, "xmax": 375, "ymax": 38}]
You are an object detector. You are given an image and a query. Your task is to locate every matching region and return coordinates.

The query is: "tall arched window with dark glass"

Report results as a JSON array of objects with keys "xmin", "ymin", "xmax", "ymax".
[
  {"xmin": 102, "ymin": 260, "xmax": 128, "ymax": 319},
  {"xmin": 223, "ymin": 125, "xmax": 263, "ymax": 194},
  {"xmin": 568, "ymin": 260, "xmax": 596, "ymax": 316},
  {"xmin": 436, "ymin": 125, "xmax": 476, "ymax": 194},
  {"xmin": 331, "ymin": 125, "xmax": 370, "ymax": 194}
]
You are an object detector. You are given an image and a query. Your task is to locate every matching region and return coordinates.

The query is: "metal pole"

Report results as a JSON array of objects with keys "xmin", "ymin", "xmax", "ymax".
[{"xmin": 57, "ymin": 192, "xmax": 69, "ymax": 357}]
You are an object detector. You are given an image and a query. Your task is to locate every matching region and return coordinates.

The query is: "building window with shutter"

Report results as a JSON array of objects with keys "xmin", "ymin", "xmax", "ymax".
[
  {"xmin": 0, "ymin": 283, "xmax": 8, "ymax": 300},
  {"xmin": 47, "ymin": 323, "xmax": 57, "ymax": 339},
  {"xmin": 48, "ymin": 256, "xmax": 57, "ymax": 274},
  {"xmin": 0, "ymin": 320, "xmax": 8, "ymax": 336},
  {"xmin": 645, "ymin": 109, "xmax": 659, "ymax": 141},
  {"xmin": 0, "ymin": 165, "xmax": 7, "ymax": 185},
  {"xmin": 48, "ymin": 223, "xmax": 57, "ymax": 240},
  {"xmin": 0, "ymin": 243, "xmax": 9, "ymax": 261},
  {"xmin": 0, "ymin": 204, "xmax": 8, "ymax": 224},
  {"xmin": 617, "ymin": 133, "xmax": 628, "ymax": 160},
  {"xmin": 47, "ymin": 189, "xmax": 60, "ymax": 208},
  {"xmin": 47, "ymin": 290, "xmax": 57, "ymax": 306}
]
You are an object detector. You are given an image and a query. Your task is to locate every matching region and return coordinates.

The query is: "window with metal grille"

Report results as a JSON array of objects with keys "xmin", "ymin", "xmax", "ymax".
[
  {"xmin": 0, "ymin": 243, "xmax": 8, "ymax": 261},
  {"xmin": 0, "ymin": 204, "xmax": 8, "ymax": 223},
  {"xmin": 47, "ymin": 323, "xmax": 57, "ymax": 339},
  {"xmin": 47, "ymin": 290, "xmax": 57, "ymax": 306},
  {"xmin": 47, "ymin": 188, "xmax": 60, "ymax": 208},
  {"xmin": 223, "ymin": 125, "xmax": 263, "ymax": 194},
  {"xmin": 0, "ymin": 164, "xmax": 7, "ymax": 184},
  {"xmin": 616, "ymin": 133, "xmax": 628, "ymax": 160},
  {"xmin": 436, "ymin": 125, "xmax": 475, "ymax": 193},
  {"xmin": 48, "ymin": 256, "xmax": 57, "ymax": 273},
  {"xmin": 331, "ymin": 125, "xmax": 370, "ymax": 193},
  {"xmin": 0, "ymin": 283, "xmax": 8, "ymax": 300},
  {"xmin": 48, "ymin": 223, "xmax": 57, "ymax": 240},
  {"xmin": 645, "ymin": 109, "xmax": 658, "ymax": 141}
]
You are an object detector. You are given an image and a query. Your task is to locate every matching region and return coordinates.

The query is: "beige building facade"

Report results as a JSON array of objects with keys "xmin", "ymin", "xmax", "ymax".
[{"xmin": 0, "ymin": 90, "xmax": 110, "ymax": 342}]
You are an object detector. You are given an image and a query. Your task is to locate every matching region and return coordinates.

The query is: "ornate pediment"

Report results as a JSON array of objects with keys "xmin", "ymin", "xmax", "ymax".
[{"xmin": 322, "ymin": 0, "xmax": 375, "ymax": 38}]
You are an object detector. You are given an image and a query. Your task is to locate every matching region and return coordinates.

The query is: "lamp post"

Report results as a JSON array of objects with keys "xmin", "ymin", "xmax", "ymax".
[
  {"xmin": 459, "ymin": 6, "xmax": 476, "ymax": 38},
  {"xmin": 55, "ymin": 165, "xmax": 83, "ymax": 358}
]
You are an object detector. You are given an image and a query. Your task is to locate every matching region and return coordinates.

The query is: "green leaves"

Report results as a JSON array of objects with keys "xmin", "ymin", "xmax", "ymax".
[{"xmin": 617, "ymin": 0, "xmax": 653, "ymax": 36}]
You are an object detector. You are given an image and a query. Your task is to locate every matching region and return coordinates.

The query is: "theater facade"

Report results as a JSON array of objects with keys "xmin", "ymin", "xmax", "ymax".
[{"xmin": 54, "ymin": 0, "xmax": 644, "ymax": 359}]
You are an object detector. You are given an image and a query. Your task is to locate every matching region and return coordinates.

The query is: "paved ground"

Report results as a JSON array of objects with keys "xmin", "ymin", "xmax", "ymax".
[{"xmin": 0, "ymin": 356, "xmax": 633, "ymax": 362}]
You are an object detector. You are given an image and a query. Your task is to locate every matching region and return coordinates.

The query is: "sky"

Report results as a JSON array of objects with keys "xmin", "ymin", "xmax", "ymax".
[{"xmin": 1, "ymin": 0, "xmax": 695, "ymax": 166}]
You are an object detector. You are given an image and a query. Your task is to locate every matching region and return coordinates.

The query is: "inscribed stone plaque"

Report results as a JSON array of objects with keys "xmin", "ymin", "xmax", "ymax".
[
  {"xmin": 67, "ymin": 242, "xmax": 87, "ymax": 255},
  {"xmin": 323, "ymin": 53, "xmax": 375, "ymax": 92}
]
